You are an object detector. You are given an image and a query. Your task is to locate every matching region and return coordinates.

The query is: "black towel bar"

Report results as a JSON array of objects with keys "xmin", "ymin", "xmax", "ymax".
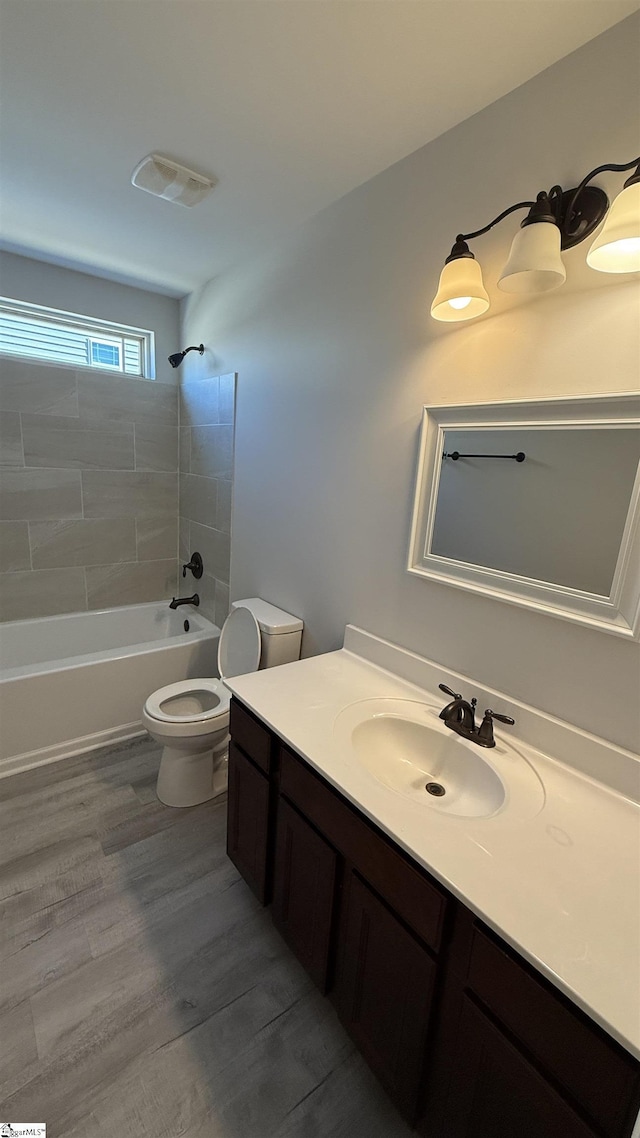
[{"xmin": 443, "ymin": 451, "xmax": 526, "ymax": 462}]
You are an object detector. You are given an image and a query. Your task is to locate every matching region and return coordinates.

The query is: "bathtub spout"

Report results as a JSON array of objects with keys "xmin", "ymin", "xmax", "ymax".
[{"xmin": 169, "ymin": 594, "xmax": 200, "ymax": 610}]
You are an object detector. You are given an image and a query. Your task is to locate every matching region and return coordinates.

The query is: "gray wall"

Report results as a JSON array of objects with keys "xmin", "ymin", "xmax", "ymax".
[
  {"xmin": 0, "ymin": 355, "xmax": 178, "ymax": 621},
  {"xmin": 0, "ymin": 251, "xmax": 181, "ymax": 385},
  {"xmin": 178, "ymin": 372, "xmax": 235, "ymax": 626},
  {"xmin": 181, "ymin": 16, "xmax": 640, "ymax": 752}
]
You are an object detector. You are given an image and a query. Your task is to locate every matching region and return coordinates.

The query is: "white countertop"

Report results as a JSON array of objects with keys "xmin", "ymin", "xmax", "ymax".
[{"xmin": 227, "ymin": 626, "xmax": 640, "ymax": 1060}]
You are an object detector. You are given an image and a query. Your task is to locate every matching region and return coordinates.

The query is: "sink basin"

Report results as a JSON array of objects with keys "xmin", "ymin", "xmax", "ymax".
[{"xmin": 334, "ymin": 699, "xmax": 544, "ymax": 820}]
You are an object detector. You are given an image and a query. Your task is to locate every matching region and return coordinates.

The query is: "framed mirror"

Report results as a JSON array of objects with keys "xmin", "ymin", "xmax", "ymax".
[{"xmin": 407, "ymin": 394, "xmax": 640, "ymax": 639}]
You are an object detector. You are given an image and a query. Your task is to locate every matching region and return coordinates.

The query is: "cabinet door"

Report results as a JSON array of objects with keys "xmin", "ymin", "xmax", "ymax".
[
  {"xmin": 335, "ymin": 870, "xmax": 437, "ymax": 1124},
  {"xmin": 439, "ymin": 995, "xmax": 598, "ymax": 1138},
  {"xmin": 227, "ymin": 742, "xmax": 271, "ymax": 903},
  {"xmin": 272, "ymin": 797, "xmax": 338, "ymax": 992}
]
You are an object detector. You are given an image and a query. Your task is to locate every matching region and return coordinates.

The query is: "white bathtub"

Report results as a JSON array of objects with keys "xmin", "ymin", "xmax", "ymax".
[{"xmin": 0, "ymin": 602, "xmax": 219, "ymax": 777}]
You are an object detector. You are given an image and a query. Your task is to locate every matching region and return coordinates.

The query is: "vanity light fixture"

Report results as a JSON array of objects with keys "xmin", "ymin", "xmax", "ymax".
[
  {"xmin": 168, "ymin": 343, "xmax": 205, "ymax": 368},
  {"xmin": 431, "ymin": 156, "xmax": 640, "ymax": 322}
]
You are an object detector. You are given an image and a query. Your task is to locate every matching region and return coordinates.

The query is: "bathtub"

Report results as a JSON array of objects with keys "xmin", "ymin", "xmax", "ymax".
[{"xmin": 0, "ymin": 602, "xmax": 219, "ymax": 777}]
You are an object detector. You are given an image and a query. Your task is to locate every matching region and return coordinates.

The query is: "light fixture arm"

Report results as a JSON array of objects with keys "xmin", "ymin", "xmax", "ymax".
[
  {"xmin": 448, "ymin": 156, "xmax": 640, "ymax": 258},
  {"xmin": 563, "ymin": 156, "xmax": 640, "ymax": 238},
  {"xmin": 457, "ymin": 200, "xmax": 536, "ymax": 244}
]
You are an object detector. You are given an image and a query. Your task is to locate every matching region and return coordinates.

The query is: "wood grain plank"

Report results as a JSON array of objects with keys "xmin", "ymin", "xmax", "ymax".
[{"xmin": 0, "ymin": 736, "xmax": 412, "ymax": 1138}]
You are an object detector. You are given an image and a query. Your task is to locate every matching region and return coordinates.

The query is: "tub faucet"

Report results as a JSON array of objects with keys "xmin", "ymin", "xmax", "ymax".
[
  {"xmin": 169, "ymin": 593, "xmax": 200, "ymax": 610},
  {"xmin": 438, "ymin": 683, "xmax": 515, "ymax": 748}
]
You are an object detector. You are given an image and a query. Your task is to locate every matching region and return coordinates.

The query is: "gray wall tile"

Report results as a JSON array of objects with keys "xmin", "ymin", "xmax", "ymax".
[
  {"xmin": 0, "ymin": 357, "xmax": 78, "ymax": 416},
  {"xmin": 218, "ymin": 373, "xmax": 236, "ymax": 424},
  {"xmin": 0, "ymin": 521, "xmax": 30, "ymax": 572},
  {"xmin": 179, "ymin": 473, "xmax": 216, "ymax": 528},
  {"xmin": 179, "ymin": 517, "xmax": 190, "ymax": 564},
  {"xmin": 134, "ymin": 423, "xmax": 178, "ymax": 472},
  {"xmin": 0, "ymin": 568, "xmax": 86, "ymax": 622},
  {"xmin": 30, "ymin": 519, "xmax": 136, "ymax": 569},
  {"xmin": 0, "ymin": 359, "xmax": 232, "ymax": 620},
  {"xmin": 197, "ymin": 571, "xmax": 217, "ymax": 624},
  {"xmin": 179, "ymin": 377, "xmax": 219, "ymax": 427},
  {"xmin": 210, "ymin": 529, "xmax": 231, "ymax": 585},
  {"xmin": 77, "ymin": 373, "xmax": 177, "ymax": 425},
  {"xmin": 190, "ymin": 520, "xmax": 230, "ymax": 584},
  {"xmin": 136, "ymin": 518, "xmax": 178, "ymax": 561},
  {"xmin": 216, "ymin": 479, "xmax": 232, "ymax": 535},
  {"xmin": 0, "ymin": 468, "xmax": 82, "ymax": 521},
  {"xmin": 179, "ymin": 427, "xmax": 191, "ymax": 473},
  {"xmin": 0, "ymin": 413, "xmax": 24, "ymax": 467},
  {"xmin": 22, "ymin": 415, "xmax": 134, "ymax": 470},
  {"xmin": 214, "ymin": 580, "xmax": 230, "ymax": 627},
  {"xmin": 190, "ymin": 425, "xmax": 233, "ymax": 480},
  {"xmin": 82, "ymin": 471, "xmax": 178, "ymax": 518},
  {"xmin": 85, "ymin": 560, "xmax": 177, "ymax": 610}
]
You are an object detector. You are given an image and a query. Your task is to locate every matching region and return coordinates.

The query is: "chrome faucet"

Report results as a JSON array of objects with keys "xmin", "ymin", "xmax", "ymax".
[
  {"xmin": 438, "ymin": 683, "xmax": 514, "ymax": 748},
  {"xmin": 169, "ymin": 593, "xmax": 200, "ymax": 610}
]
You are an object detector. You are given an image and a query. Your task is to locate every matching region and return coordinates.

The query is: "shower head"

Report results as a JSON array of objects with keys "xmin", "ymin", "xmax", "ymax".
[{"xmin": 168, "ymin": 344, "xmax": 205, "ymax": 368}]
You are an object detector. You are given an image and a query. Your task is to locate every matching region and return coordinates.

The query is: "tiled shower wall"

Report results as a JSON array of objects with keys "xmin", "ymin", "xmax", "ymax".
[
  {"xmin": 0, "ymin": 355, "xmax": 179, "ymax": 622},
  {"xmin": 179, "ymin": 372, "xmax": 235, "ymax": 627}
]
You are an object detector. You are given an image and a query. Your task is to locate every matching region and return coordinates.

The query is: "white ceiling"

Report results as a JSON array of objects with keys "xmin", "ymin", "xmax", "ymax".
[{"xmin": 1, "ymin": 0, "xmax": 637, "ymax": 297}]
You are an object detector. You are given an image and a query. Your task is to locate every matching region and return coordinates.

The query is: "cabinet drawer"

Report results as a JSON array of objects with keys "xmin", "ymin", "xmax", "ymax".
[
  {"xmin": 467, "ymin": 927, "xmax": 640, "ymax": 1137},
  {"xmin": 230, "ymin": 698, "xmax": 274, "ymax": 773},
  {"xmin": 279, "ymin": 746, "xmax": 447, "ymax": 953}
]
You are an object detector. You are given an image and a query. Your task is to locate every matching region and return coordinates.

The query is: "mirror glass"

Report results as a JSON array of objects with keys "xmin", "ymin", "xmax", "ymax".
[
  {"xmin": 408, "ymin": 396, "xmax": 640, "ymax": 639},
  {"xmin": 430, "ymin": 428, "xmax": 640, "ymax": 596}
]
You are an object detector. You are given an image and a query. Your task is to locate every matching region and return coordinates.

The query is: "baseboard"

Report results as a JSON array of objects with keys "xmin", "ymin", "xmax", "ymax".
[{"xmin": 0, "ymin": 721, "xmax": 147, "ymax": 780}]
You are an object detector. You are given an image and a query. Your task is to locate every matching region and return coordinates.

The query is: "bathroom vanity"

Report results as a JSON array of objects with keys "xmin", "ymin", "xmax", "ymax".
[{"xmin": 225, "ymin": 628, "xmax": 640, "ymax": 1137}]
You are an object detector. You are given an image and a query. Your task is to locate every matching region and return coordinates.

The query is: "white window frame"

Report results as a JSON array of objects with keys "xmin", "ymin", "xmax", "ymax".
[{"xmin": 0, "ymin": 297, "xmax": 156, "ymax": 379}]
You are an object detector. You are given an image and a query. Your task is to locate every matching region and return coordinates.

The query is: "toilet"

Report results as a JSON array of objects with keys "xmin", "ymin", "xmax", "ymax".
[{"xmin": 142, "ymin": 598, "xmax": 303, "ymax": 807}]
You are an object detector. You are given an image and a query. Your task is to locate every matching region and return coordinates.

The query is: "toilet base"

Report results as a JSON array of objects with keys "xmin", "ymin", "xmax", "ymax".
[{"xmin": 156, "ymin": 739, "xmax": 229, "ymax": 808}]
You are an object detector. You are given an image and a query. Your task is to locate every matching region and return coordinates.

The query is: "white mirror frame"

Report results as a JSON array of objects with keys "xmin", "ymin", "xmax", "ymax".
[{"xmin": 408, "ymin": 393, "xmax": 640, "ymax": 640}]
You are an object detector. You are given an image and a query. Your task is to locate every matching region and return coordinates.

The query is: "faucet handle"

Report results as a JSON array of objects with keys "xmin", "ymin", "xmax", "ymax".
[
  {"xmin": 439, "ymin": 683, "xmax": 462, "ymax": 700},
  {"xmin": 182, "ymin": 551, "xmax": 203, "ymax": 579},
  {"xmin": 476, "ymin": 708, "xmax": 515, "ymax": 748},
  {"xmin": 485, "ymin": 709, "xmax": 515, "ymax": 725}
]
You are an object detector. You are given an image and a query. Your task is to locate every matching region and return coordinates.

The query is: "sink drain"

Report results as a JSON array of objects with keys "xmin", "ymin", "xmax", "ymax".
[{"xmin": 425, "ymin": 782, "xmax": 446, "ymax": 797}]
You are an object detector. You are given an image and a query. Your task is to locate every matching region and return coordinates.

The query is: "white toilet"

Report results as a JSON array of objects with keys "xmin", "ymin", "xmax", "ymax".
[{"xmin": 142, "ymin": 598, "xmax": 303, "ymax": 807}]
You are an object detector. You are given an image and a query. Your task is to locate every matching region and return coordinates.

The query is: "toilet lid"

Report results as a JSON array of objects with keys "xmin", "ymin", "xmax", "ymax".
[{"xmin": 217, "ymin": 605, "xmax": 261, "ymax": 680}]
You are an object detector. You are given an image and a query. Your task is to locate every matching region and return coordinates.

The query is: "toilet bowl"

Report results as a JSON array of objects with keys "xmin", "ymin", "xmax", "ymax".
[{"xmin": 142, "ymin": 599, "xmax": 303, "ymax": 807}]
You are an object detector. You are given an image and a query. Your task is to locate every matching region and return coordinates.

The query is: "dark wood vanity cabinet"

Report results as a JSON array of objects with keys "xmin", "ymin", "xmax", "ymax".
[
  {"xmin": 434, "ymin": 994, "xmax": 599, "ymax": 1138},
  {"xmin": 335, "ymin": 868, "xmax": 438, "ymax": 1120},
  {"xmin": 227, "ymin": 697, "xmax": 640, "ymax": 1137},
  {"xmin": 271, "ymin": 796, "xmax": 338, "ymax": 991},
  {"xmin": 226, "ymin": 699, "xmax": 278, "ymax": 903}
]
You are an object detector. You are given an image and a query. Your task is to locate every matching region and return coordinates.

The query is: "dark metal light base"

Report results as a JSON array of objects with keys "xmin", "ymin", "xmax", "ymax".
[{"xmin": 559, "ymin": 186, "xmax": 609, "ymax": 250}]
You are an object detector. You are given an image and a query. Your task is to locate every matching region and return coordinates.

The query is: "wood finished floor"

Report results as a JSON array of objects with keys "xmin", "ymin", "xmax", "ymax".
[{"xmin": 0, "ymin": 736, "xmax": 414, "ymax": 1138}]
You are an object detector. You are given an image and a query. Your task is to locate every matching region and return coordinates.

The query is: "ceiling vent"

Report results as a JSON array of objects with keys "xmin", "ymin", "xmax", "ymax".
[{"xmin": 131, "ymin": 154, "xmax": 216, "ymax": 208}]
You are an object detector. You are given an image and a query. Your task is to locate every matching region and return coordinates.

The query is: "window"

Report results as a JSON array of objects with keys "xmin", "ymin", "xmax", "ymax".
[{"xmin": 0, "ymin": 298, "xmax": 155, "ymax": 378}]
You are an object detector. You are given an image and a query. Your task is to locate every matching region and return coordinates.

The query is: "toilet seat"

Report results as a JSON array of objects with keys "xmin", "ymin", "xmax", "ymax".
[
  {"xmin": 144, "ymin": 678, "xmax": 229, "ymax": 724},
  {"xmin": 143, "ymin": 605, "xmax": 263, "ymax": 730}
]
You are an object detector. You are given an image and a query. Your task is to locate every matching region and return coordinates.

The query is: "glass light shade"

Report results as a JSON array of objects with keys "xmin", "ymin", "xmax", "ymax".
[
  {"xmin": 587, "ymin": 182, "xmax": 640, "ymax": 273},
  {"xmin": 430, "ymin": 257, "xmax": 490, "ymax": 322},
  {"xmin": 498, "ymin": 221, "xmax": 566, "ymax": 293}
]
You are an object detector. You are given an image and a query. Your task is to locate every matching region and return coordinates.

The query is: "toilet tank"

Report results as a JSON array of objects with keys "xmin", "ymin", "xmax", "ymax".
[{"xmin": 232, "ymin": 598, "xmax": 303, "ymax": 669}]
